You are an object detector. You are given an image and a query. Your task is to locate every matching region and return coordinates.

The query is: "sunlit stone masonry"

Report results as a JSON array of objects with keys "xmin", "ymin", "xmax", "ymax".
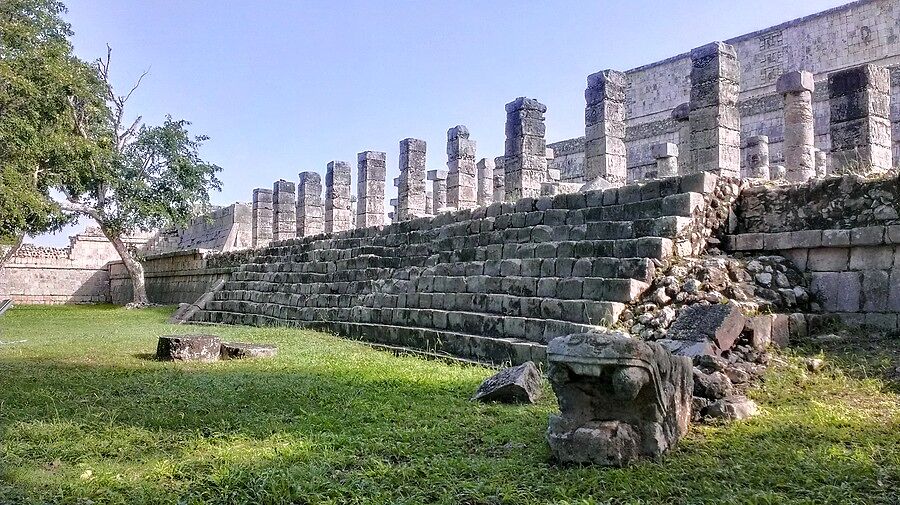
[
  {"xmin": 688, "ymin": 42, "xmax": 740, "ymax": 177},
  {"xmin": 296, "ymin": 171, "xmax": 324, "ymax": 237},
  {"xmin": 584, "ymin": 69, "xmax": 627, "ymax": 186},
  {"xmin": 251, "ymin": 188, "xmax": 273, "ymax": 247},
  {"xmin": 356, "ymin": 151, "xmax": 386, "ymax": 228},
  {"xmin": 744, "ymin": 135, "xmax": 770, "ymax": 179},
  {"xmin": 476, "ymin": 158, "xmax": 494, "ymax": 207},
  {"xmin": 828, "ymin": 64, "xmax": 892, "ymax": 175},
  {"xmin": 325, "ymin": 160, "xmax": 353, "ymax": 233},
  {"xmin": 427, "ymin": 169, "xmax": 448, "ymax": 213},
  {"xmin": 651, "ymin": 142, "xmax": 678, "ymax": 179},
  {"xmin": 272, "ymin": 179, "xmax": 296, "ymax": 242},
  {"xmin": 672, "ymin": 102, "xmax": 691, "ymax": 169},
  {"xmin": 447, "ymin": 126, "xmax": 477, "ymax": 210},
  {"xmin": 397, "ymin": 138, "xmax": 427, "ymax": 221},
  {"xmin": 504, "ymin": 97, "xmax": 547, "ymax": 201},
  {"xmin": 776, "ymin": 70, "xmax": 815, "ymax": 183},
  {"xmin": 492, "ymin": 156, "xmax": 505, "ymax": 202}
]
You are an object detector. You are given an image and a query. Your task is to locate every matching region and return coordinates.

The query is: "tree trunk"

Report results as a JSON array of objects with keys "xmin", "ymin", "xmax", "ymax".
[
  {"xmin": 0, "ymin": 233, "xmax": 25, "ymax": 271},
  {"xmin": 104, "ymin": 229, "xmax": 149, "ymax": 305}
]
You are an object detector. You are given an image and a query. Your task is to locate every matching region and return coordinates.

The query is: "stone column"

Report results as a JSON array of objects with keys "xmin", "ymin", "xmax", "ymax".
[
  {"xmin": 296, "ymin": 171, "xmax": 323, "ymax": 237},
  {"xmin": 504, "ymin": 97, "xmax": 547, "ymax": 201},
  {"xmin": 815, "ymin": 149, "xmax": 827, "ymax": 178},
  {"xmin": 325, "ymin": 160, "xmax": 352, "ymax": 234},
  {"xmin": 397, "ymin": 138, "xmax": 427, "ymax": 221},
  {"xmin": 672, "ymin": 102, "xmax": 691, "ymax": 170},
  {"xmin": 776, "ymin": 70, "xmax": 816, "ymax": 182},
  {"xmin": 584, "ymin": 69, "xmax": 627, "ymax": 186},
  {"xmin": 427, "ymin": 169, "xmax": 448, "ymax": 213},
  {"xmin": 447, "ymin": 126, "xmax": 477, "ymax": 209},
  {"xmin": 745, "ymin": 135, "xmax": 770, "ymax": 179},
  {"xmin": 251, "ymin": 188, "xmax": 273, "ymax": 248},
  {"xmin": 651, "ymin": 143, "xmax": 679, "ymax": 178},
  {"xmin": 389, "ymin": 198, "xmax": 398, "ymax": 223},
  {"xmin": 492, "ymin": 156, "xmax": 506, "ymax": 202},
  {"xmin": 771, "ymin": 165, "xmax": 786, "ymax": 180},
  {"xmin": 689, "ymin": 42, "xmax": 740, "ymax": 177},
  {"xmin": 356, "ymin": 151, "xmax": 386, "ymax": 228},
  {"xmin": 350, "ymin": 195, "xmax": 357, "ymax": 224},
  {"xmin": 476, "ymin": 158, "xmax": 494, "ymax": 207},
  {"xmin": 425, "ymin": 191, "xmax": 433, "ymax": 216},
  {"xmin": 828, "ymin": 64, "xmax": 892, "ymax": 175},
  {"xmin": 272, "ymin": 180, "xmax": 296, "ymax": 242}
]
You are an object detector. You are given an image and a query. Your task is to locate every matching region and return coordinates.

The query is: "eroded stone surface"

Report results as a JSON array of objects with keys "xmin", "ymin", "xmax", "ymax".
[
  {"xmin": 220, "ymin": 342, "xmax": 278, "ymax": 359},
  {"xmin": 471, "ymin": 361, "xmax": 542, "ymax": 404},
  {"xmin": 157, "ymin": 334, "xmax": 221, "ymax": 362},
  {"xmin": 546, "ymin": 332, "xmax": 692, "ymax": 466}
]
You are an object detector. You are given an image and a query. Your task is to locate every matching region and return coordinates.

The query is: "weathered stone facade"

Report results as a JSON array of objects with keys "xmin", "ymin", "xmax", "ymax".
[{"xmin": 550, "ymin": 0, "xmax": 900, "ymax": 182}]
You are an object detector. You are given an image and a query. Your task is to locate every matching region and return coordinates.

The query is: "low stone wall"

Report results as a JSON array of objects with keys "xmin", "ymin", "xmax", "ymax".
[
  {"xmin": 109, "ymin": 248, "xmax": 252, "ymax": 305},
  {"xmin": 728, "ymin": 174, "xmax": 900, "ymax": 330},
  {"xmin": 143, "ymin": 203, "xmax": 252, "ymax": 254}
]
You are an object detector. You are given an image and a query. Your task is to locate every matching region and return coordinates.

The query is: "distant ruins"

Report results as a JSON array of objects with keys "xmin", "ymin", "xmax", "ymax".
[{"xmin": 1, "ymin": 0, "xmax": 897, "ymax": 352}]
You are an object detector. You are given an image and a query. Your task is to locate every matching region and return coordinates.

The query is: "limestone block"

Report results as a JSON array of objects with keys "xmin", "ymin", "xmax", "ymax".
[
  {"xmin": 471, "ymin": 361, "xmax": 542, "ymax": 404},
  {"xmin": 546, "ymin": 332, "xmax": 692, "ymax": 466},
  {"xmin": 666, "ymin": 302, "xmax": 745, "ymax": 352},
  {"xmin": 156, "ymin": 334, "xmax": 221, "ymax": 362},
  {"xmin": 220, "ymin": 342, "xmax": 278, "ymax": 359},
  {"xmin": 810, "ymin": 271, "xmax": 861, "ymax": 312}
]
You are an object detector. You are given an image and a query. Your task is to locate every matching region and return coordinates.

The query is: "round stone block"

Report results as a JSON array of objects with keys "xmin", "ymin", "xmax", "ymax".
[
  {"xmin": 220, "ymin": 342, "xmax": 278, "ymax": 360},
  {"xmin": 157, "ymin": 334, "xmax": 221, "ymax": 362}
]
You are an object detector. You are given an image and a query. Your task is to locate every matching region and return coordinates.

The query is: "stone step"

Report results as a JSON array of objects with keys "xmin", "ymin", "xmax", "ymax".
[{"xmin": 211, "ymin": 288, "xmax": 626, "ymax": 326}]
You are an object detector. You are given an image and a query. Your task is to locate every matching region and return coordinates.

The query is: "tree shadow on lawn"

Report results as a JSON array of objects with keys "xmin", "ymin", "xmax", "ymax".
[
  {"xmin": 1, "ymin": 357, "xmax": 899, "ymax": 504},
  {"xmin": 790, "ymin": 327, "xmax": 900, "ymax": 392}
]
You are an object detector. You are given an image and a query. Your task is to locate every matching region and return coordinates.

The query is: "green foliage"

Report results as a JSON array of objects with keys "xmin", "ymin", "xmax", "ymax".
[
  {"xmin": 1, "ymin": 306, "xmax": 898, "ymax": 504},
  {"xmin": 0, "ymin": 0, "xmax": 108, "ymax": 237}
]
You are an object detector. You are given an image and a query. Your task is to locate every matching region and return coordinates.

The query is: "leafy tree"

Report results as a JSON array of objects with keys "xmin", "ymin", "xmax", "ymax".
[
  {"xmin": 61, "ymin": 49, "xmax": 222, "ymax": 305},
  {"xmin": 0, "ymin": 0, "xmax": 106, "ymax": 265}
]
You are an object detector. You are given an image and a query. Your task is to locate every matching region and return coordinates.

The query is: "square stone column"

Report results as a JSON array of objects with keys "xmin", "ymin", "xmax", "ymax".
[
  {"xmin": 325, "ymin": 160, "xmax": 352, "ymax": 233},
  {"xmin": 447, "ymin": 126, "xmax": 477, "ymax": 209},
  {"xmin": 397, "ymin": 138, "xmax": 427, "ymax": 221},
  {"xmin": 651, "ymin": 142, "xmax": 679, "ymax": 178},
  {"xmin": 272, "ymin": 180, "xmax": 296, "ymax": 242},
  {"xmin": 672, "ymin": 102, "xmax": 691, "ymax": 171},
  {"xmin": 427, "ymin": 169, "xmax": 448, "ymax": 213},
  {"xmin": 492, "ymin": 156, "xmax": 506, "ymax": 202},
  {"xmin": 688, "ymin": 42, "xmax": 741, "ymax": 177},
  {"xmin": 744, "ymin": 135, "xmax": 770, "ymax": 179},
  {"xmin": 815, "ymin": 149, "xmax": 827, "ymax": 178},
  {"xmin": 251, "ymin": 188, "xmax": 273, "ymax": 248},
  {"xmin": 296, "ymin": 171, "xmax": 323, "ymax": 237},
  {"xmin": 425, "ymin": 191, "xmax": 433, "ymax": 216},
  {"xmin": 476, "ymin": 158, "xmax": 494, "ymax": 207},
  {"xmin": 356, "ymin": 151, "xmax": 386, "ymax": 228},
  {"xmin": 504, "ymin": 97, "xmax": 547, "ymax": 201},
  {"xmin": 584, "ymin": 69, "xmax": 627, "ymax": 185},
  {"xmin": 828, "ymin": 64, "xmax": 892, "ymax": 175},
  {"xmin": 777, "ymin": 70, "xmax": 816, "ymax": 182}
]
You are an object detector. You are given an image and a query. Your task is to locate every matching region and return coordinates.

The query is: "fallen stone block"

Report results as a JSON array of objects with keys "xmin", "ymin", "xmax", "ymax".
[
  {"xmin": 157, "ymin": 334, "xmax": 221, "ymax": 362},
  {"xmin": 704, "ymin": 395, "xmax": 759, "ymax": 420},
  {"xmin": 666, "ymin": 301, "xmax": 745, "ymax": 352},
  {"xmin": 220, "ymin": 342, "xmax": 278, "ymax": 360},
  {"xmin": 471, "ymin": 361, "xmax": 542, "ymax": 404},
  {"xmin": 546, "ymin": 332, "xmax": 692, "ymax": 466},
  {"xmin": 657, "ymin": 338, "xmax": 717, "ymax": 358}
]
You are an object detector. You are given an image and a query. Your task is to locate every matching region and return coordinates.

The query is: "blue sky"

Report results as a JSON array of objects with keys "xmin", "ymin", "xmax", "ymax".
[{"xmin": 36, "ymin": 0, "xmax": 846, "ymax": 245}]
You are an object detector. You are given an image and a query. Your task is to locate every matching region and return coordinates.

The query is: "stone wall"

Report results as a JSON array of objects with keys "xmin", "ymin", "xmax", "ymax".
[
  {"xmin": 550, "ymin": 0, "xmax": 900, "ymax": 183},
  {"xmin": 189, "ymin": 173, "xmax": 723, "ymax": 365},
  {"xmin": 143, "ymin": 203, "xmax": 252, "ymax": 254},
  {"xmin": 727, "ymin": 174, "xmax": 900, "ymax": 329},
  {"xmin": 0, "ymin": 228, "xmax": 148, "ymax": 304},
  {"xmin": 109, "ymin": 248, "xmax": 252, "ymax": 305}
]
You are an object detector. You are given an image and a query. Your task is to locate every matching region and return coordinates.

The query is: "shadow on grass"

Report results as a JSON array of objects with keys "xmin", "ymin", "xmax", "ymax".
[
  {"xmin": 1, "ymin": 355, "xmax": 899, "ymax": 504},
  {"xmin": 790, "ymin": 327, "xmax": 900, "ymax": 392}
]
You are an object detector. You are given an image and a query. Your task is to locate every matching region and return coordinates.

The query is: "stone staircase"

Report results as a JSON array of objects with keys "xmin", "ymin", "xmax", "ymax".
[{"xmin": 190, "ymin": 173, "xmax": 718, "ymax": 365}]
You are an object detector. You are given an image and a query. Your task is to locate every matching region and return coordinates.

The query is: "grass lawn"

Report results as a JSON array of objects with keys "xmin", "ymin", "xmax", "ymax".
[{"xmin": 1, "ymin": 305, "xmax": 899, "ymax": 504}]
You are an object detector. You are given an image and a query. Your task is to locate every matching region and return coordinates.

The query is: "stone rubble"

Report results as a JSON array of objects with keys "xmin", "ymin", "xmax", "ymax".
[{"xmin": 471, "ymin": 361, "xmax": 543, "ymax": 404}]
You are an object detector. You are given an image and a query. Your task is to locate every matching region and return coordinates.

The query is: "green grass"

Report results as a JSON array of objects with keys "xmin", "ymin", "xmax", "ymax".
[{"xmin": 0, "ymin": 305, "xmax": 898, "ymax": 504}]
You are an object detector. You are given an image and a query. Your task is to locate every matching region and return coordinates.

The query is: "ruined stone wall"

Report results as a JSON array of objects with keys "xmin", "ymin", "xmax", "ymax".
[
  {"xmin": 189, "ymin": 173, "xmax": 722, "ymax": 365},
  {"xmin": 0, "ymin": 229, "xmax": 142, "ymax": 304},
  {"xmin": 550, "ymin": 0, "xmax": 900, "ymax": 183},
  {"xmin": 109, "ymin": 248, "xmax": 254, "ymax": 305},
  {"xmin": 728, "ymin": 174, "xmax": 900, "ymax": 330},
  {"xmin": 144, "ymin": 203, "xmax": 252, "ymax": 254}
]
